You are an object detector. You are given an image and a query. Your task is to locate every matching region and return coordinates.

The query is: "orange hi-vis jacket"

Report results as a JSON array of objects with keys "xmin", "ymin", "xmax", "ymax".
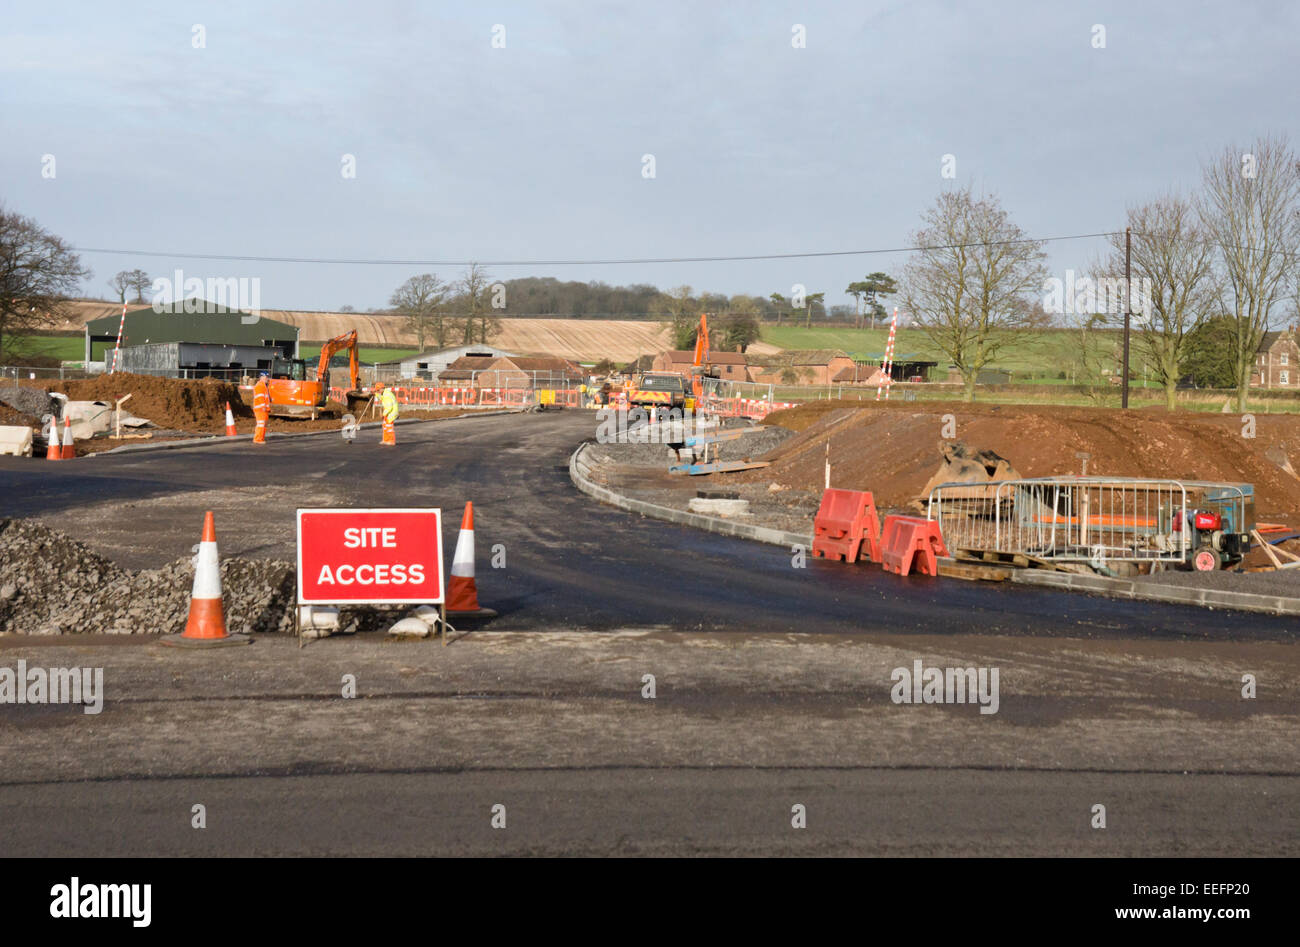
[{"xmin": 253, "ymin": 380, "xmax": 270, "ymax": 417}]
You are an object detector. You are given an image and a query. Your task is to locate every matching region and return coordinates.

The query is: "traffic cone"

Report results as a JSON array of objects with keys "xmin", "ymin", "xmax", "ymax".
[
  {"xmin": 45, "ymin": 419, "xmax": 61, "ymax": 461},
  {"xmin": 446, "ymin": 501, "xmax": 497, "ymax": 619},
  {"xmin": 224, "ymin": 401, "xmax": 237, "ymax": 436},
  {"xmin": 61, "ymin": 416, "xmax": 75, "ymax": 459},
  {"xmin": 161, "ymin": 512, "xmax": 250, "ymax": 648}
]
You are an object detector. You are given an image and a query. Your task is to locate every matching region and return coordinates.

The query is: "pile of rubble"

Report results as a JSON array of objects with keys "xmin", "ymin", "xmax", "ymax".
[{"xmin": 0, "ymin": 518, "xmax": 415, "ymax": 636}]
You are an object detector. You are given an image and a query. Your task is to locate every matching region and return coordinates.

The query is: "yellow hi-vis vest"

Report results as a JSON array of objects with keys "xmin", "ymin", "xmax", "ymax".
[{"xmin": 380, "ymin": 388, "xmax": 399, "ymax": 422}]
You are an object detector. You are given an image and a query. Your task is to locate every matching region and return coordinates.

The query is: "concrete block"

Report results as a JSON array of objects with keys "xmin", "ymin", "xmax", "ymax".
[
  {"xmin": 0, "ymin": 426, "xmax": 32, "ymax": 457},
  {"xmin": 688, "ymin": 497, "xmax": 751, "ymax": 517}
]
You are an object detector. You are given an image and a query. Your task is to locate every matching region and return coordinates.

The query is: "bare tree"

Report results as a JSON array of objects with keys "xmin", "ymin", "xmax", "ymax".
[
  {"xmin": 126, "ymin": 269, "xmax": 151, "ymax": 304},
  {"xmin": 108, "ymin": 270, "xmax": 132, "ymax": 304},
  {"xmin": 1096, "ymin": 195, "xmax": 1218, "ymax": 410},
  {"xmin": 901, "ymin": 187, "xmax": 1049, "ymax": 402},
  {"xmin": 455, "ymin": 263, "xmax": 498, "ymax": 345},
  {"xmin": 389, "ymin": 273, "xmax": 448, "ymax": 351},
  {"xmin": 0, "ymin": 206, "xmax": 91, "ymax": 360},
  {"xmin": 1199, "ymin": 134, "xmax": 1300, "ymax": 411}
]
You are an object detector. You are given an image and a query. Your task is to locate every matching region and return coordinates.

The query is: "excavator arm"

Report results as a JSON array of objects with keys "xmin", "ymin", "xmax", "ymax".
[
  {"xmin": 691, "ymin": 313, "xmax": 710, "ymax": 400},
  {"xmin": 316, "ymin": 330, "xmax": 360, "ymax": 390}
]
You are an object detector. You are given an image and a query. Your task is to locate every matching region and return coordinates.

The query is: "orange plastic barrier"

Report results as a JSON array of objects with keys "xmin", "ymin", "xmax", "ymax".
[
  {"xmin": 879, "ymin": 515, "xmax": 949, "ymax": 577},
  {"xmin": 812, "ymin": 489, "xmax": 882, "ymax": 563}
]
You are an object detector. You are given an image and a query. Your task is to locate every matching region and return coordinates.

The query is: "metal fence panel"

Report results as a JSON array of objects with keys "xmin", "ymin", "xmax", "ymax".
[{"xmin": 926, "ymin": 477, "xmax": 1196, "ymax": 565}]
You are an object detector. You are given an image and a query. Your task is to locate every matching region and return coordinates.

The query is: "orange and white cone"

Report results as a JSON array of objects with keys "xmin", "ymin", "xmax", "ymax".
[
  {"xmin": 161, "ymin": 511, "xmax": 250, "ymax": 648},
  {"xmin": 45, "ymin": 418, "xmax": 62, "ymax": 461},
  {"xmin": 61, "ymin": 416, "xmax": 75, "ymax": 459},
  {"xmin": 446, "ymin": 501, "xmax": 497, "ymax": 619},
  {"xmin": 224, "ymin": 401, "xmax": 238, "ymax": 436}
]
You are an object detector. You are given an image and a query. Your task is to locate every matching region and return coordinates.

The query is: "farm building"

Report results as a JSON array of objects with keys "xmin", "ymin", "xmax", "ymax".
[
  {"xmin": 439, "ymin": 355, "xmax": 584, "ymax": 388},
  {"xmin": 84, "ymin": 302, "xmax": 299, "ymax": 367},
  {"xmin": 115, "ymin": 341, "xmax": 283, "ymax": 379},
  {"xmin": 747, "ymin": 350, "xmax": 856, "ymax": 386},
  {"xmin": 377, "ymin": 344, "xmax": 517, "ymax": 381},
  {"xmin": 651, "ymin": 349, "xmax": 749, "ymax": 381}
]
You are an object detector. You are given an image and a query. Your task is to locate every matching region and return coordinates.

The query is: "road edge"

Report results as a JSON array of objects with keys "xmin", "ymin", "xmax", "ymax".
[
  {"xmin": 568, "ymin": 442, "xmax": 811, "ymax": 549},
  {"xmin": 89, "ymin": 409, "xmax": 520, "ymax": 457},
  {"xmin": 571, "ymin": 443, "xmax": 1300, "ymax": 618}
]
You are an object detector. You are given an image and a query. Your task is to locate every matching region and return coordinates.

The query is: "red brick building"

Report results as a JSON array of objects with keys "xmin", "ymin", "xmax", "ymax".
[
  {"xmin": 651, "ymin": 349, "xmax": 749, "ymax": 381},
  {"xmin": 1251, "ymin": 328, "xmax": 1300, "ymax": 389}
]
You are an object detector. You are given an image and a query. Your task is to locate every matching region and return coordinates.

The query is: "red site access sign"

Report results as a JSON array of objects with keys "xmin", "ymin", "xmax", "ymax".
[{"xmin": 297, "ymin": 508, "xmax": 444, "ymax": 605}]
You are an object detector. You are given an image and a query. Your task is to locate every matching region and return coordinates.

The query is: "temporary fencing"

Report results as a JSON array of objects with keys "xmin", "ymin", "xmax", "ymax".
[{"xmin": 923, "ymin": 477, "xmax": 1228, "ymax": 566}]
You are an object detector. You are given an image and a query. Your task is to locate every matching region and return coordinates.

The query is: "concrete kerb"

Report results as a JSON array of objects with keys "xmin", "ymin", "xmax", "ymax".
[
  {"xmin": 572, "ymin": 443, "xmax": 1300, "ymax": 618},
  {"xmin": 1011, "ymin": 568, "xmax": 1300, "ymax": 617},
  {"xmin": 89, "ymin": 410, "xmax": 521, "ymax": 457},
  {"xmin": 568, "ymin": 442, "xmax": 812, "ymax": 549}
]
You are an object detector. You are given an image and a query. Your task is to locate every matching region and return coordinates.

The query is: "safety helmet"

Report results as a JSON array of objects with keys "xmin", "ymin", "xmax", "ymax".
[{"xmin": 373, "ymin": 382, "xmax": 385, "ymax": 390}]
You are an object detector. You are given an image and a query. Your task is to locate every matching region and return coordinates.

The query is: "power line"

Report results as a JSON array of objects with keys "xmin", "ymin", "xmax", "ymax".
[{"xmin": 72, "ymin": 231, "xmax": 1124, "ymax": 267}]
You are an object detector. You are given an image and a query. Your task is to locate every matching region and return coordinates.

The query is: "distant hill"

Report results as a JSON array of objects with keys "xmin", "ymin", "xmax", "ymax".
[{"xmin": 45, "ymin": 301, "xmax": 673, "ymax": 363}]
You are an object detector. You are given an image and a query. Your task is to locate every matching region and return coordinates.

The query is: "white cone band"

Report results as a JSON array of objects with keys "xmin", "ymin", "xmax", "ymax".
[
  {"xmin": 192, "ymin": 541, "xmax": 222, "ymax": 599},
  {"xmin": 451, "ymin": 528, "xmax": 475, "ymax": 577}
]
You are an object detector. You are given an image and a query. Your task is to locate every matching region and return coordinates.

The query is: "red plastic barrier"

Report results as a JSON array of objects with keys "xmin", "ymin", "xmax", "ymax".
[
  {"xmin": 879, "ymin": 515, "xmax": 949, "ymax": 577},
  {"xmin": 812, "ymin": 489, "xmax": 882, "ymax": 563}
]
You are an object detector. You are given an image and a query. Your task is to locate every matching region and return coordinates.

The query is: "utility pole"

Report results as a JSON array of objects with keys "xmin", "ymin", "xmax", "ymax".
[{"xmin": 1122, "ymin": 226, "xmax": 1131, "ymax": 409}]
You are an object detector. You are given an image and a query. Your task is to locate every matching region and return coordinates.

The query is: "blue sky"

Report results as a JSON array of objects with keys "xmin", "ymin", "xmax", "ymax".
[{"xmin": 2, "ymin": 0, "xmax": 1297, "ymax": 312}]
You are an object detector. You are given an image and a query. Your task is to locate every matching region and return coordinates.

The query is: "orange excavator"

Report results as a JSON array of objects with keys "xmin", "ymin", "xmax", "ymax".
[{"xmin": 267, "ymin": 330, "xmax": 368, "ymax": 418}]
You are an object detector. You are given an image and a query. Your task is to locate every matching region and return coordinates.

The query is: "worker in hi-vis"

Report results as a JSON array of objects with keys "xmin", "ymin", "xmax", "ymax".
[
  {"xmin": 377, "ymin": 383, "xmax": 399, "ymax": 446},
  {"xmin": 252, "ymin": 372, "xmax": 270, "ymax": 445}
]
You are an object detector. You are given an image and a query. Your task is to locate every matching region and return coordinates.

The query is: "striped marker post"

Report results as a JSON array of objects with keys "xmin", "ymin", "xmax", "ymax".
[
  {"xmin": 110, "ymin": 302, "xmax": 127, "ymax": 374},
  {"xmin": 876, "ymin": 307, "xmax": 898, "ymax": 401}
]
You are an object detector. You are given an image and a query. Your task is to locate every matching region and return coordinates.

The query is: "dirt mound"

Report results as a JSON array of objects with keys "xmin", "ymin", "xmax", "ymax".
[
  {"xmin": 42, "ymin": 374, "xmax": 251, "ymax": 433},
  {"xmin": 750, "ymin": 400, "xmax": 1300, "ymax": 520},
  {"xmin": 0, "ymin": 403, "xmax": 39, "ymax": 430}
]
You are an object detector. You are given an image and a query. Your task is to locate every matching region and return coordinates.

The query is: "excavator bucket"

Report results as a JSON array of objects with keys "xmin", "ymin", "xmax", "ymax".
[{"xmin": 913, "ymin": 441, "xmax": 1020, "ymax": 509}]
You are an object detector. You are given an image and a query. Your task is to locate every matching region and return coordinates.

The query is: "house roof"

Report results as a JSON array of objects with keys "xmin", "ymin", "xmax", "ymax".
[
  {"xmin": 377, "ymin": 344, "xmax": 513, "ymax": 366},
  {"xmin": 831, "ymin": 365, "xmax": 888, "ymax": 383},
  {"xmin": 661, "ymin": 349, "xmax": 747, "ymax": 365},
  {"xmin": 510, "ymin": 356, "xmax": 583, "ymax": 373},
  {"xmin": 1257, "ymin": 331, "xmax": 1293, "ymax": 353},
  {"xmin": 748, "ymin": 348, "xmax": 850, "ymax": 368}
]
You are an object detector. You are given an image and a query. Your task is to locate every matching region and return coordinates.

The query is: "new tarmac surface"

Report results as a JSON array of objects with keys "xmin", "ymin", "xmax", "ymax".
[
  {"xmin": 0, "ymin": 411, "xmax": 1296, "ymax": 856},
  {"xmin": 0, "ymin": 410, "xmax": 1294, "ymax": 640}
]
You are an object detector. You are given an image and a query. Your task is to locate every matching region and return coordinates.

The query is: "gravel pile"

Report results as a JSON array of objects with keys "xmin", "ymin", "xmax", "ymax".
[
  {"xmin": 0, "ymin": 518, "xmax": 408, "ymax": 636},
  {"xmin": 0, "ymin": 387, "xmax": 55, "ymax": 420}
]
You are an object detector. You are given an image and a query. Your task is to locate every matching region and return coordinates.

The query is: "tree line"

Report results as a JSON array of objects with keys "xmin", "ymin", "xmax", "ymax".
[{"xmin": 901, "ymin": 134, "xmax": 1300, "ymax": 408}]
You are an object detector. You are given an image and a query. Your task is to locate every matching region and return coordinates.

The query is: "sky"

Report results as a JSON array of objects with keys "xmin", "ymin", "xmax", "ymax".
[{"xmin": 2, "ymin": 0, "xmax": 1297, "ymax": 313}]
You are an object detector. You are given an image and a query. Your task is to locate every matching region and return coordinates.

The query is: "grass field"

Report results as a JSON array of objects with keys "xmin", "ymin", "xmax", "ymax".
[
  {"xmin": 759, "ymin": 324, "xmax": 1118, "ymax": 377},
  {"xmin": 299, "ymin": 344, "xmax": 421, "ymax": 364}
]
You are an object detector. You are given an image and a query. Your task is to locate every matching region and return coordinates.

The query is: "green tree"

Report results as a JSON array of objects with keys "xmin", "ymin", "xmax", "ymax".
[
  {"xmin": 846, "ymin": 272, "xmax": 897, "ymax": 328},
  {"xmin": 1179, "ymin": 316, "xmax": 1239, "ymax": 388},
  {"xmin": 658, "ymin": 285, "xmax": 698, "ymax": 348}
]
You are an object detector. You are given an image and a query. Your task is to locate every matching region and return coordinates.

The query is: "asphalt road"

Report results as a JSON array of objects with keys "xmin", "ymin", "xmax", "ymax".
[
  {"xmin": 1, "ymin": 411, "xmax": 1296, "ymax": 857},
  {"xmin": 0, "ymin": 410, "xmax": 1293, "ymax": 641}
]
